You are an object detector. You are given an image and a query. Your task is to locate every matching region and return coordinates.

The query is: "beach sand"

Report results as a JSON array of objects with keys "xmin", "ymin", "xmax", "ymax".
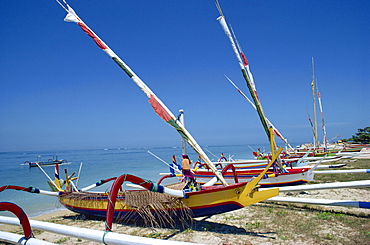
[
  {"xmin": 1, "ymin": 151, "xmax": 369, "ymax": 244},
  {"xmin": 1, "ymin": 198, "xmax": 369, "ymax": 245}
]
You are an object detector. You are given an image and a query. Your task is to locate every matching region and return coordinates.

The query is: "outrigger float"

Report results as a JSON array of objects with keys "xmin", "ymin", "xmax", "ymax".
[{"xmin": 0, "ymin": 202, "xmax": 203, "ymax": 245}]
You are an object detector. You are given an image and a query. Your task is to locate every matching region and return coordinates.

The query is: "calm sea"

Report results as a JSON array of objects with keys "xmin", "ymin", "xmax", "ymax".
[{"xmin": 0, "ymin": 144, "xmax": 270, "ymax": 217}]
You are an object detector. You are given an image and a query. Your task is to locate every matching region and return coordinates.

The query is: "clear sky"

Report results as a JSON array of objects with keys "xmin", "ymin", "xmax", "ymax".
[{"xmin": 1, "ymin": 1, "xmax": 369, "ymax": 152}]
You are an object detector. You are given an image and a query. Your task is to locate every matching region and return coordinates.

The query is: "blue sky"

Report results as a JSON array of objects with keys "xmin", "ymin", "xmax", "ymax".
[{"xmin": 1, "ymin": 1, "xmax": 369, "ymax": 152}]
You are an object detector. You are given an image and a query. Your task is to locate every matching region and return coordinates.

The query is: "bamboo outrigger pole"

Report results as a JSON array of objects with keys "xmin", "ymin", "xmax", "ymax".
[{"xmin": 56, "ymin": 0, "xmax": 228, "ymax": 186}]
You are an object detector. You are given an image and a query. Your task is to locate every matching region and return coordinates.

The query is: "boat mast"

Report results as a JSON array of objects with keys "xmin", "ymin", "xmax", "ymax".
[
  {"xmin": 215, "ymin": 1, "xmax": 282, "ymax": 164},
  {"xmin": 306, "ymin": 108, "xmax": 316, "ymax": 145},
  {"xmin": 317, "ymin": 81, "xmax": 328, "ymax": 151},
  {"xmin": 56, "ymin": 0, "xmax": 228, "ymax": 186},
  {"xmin": 311, "ymin": 57, "xmax": 319, "ymax": 152},
  {"xmin": 178, "ymin": 109, "xmax": 188, "ymax": 156}
]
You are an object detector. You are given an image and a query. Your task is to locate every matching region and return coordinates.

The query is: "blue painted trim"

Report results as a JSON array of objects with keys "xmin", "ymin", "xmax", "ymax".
[
  {"xmin": 359, "ymin": 202, "xmax": 370, "ymax": 209},
  {"xmin": 64, "ymin": 202, "xmax": 245, "ymax": 220}
]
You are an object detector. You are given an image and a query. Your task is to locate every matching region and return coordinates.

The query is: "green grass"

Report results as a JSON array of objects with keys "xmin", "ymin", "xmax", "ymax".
[
  {"xmin": 55, "ymin": 237, "xmax": 68, "ymax": 243},
  {"xmin": 229, "ymin": 158, "xmax": 370, "ymax": 244}
]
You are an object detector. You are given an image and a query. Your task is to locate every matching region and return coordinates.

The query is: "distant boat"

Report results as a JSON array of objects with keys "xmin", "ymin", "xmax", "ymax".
[{"xmin": 24, "ymin": 154, "xmax": 71, "ymax": 168}]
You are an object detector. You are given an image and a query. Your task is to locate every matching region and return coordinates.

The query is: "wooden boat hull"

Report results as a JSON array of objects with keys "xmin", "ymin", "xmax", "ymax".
[
  {"xmin": 58, "ymin": 181, "xmax": 279, "ymax": 220},
  {"xmin": 28, "ymin": 161, "xmax": 71, "ymax": 167},
  {"xmin": 193, "ymin": 168, "xmax": 314, "ymax": 188},
  {"xmin": 211, "ymin": 155, "xmax": 342, "ymax": 171}
]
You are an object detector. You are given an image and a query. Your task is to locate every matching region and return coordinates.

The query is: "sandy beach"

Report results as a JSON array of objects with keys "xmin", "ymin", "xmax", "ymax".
[
  {"xmin": 1, "ymin": 151, "xmax": 369, "ymax": 245},
  {"xmin": 1, "ymin": 199, "xmax": 369, "ymax": 245}
]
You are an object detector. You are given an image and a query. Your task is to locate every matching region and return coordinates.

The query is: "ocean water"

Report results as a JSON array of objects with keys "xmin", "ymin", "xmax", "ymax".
[{"xmin": 0, "ymin": 144, "xmax": 269, "ymax": 218}]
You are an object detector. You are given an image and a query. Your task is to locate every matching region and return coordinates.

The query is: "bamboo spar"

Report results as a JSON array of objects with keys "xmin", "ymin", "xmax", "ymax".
[
  {"xmin": 57, "ymin": 1, "xmax": 228, "ymax": 186},
  {"xmin": 311, "ymin": 57, "xmax": 319, "ymax": 151},
  {"xmin": 216, "ymin": 2, "xmax": 282, "ymax": 165},
  {"xmin": 225, "ymin": 75, "xmax": 295, "ymax": 153},
  {"xmin": 216, "ymin": 16, "xmax": 270, "ymax": 139},
  {"xmin": 317, "ymin": 85, "xmax": 328, "ymax": 151}
]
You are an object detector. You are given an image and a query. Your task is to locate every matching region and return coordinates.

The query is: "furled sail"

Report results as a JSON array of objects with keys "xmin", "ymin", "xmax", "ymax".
[
  {"xmin": 216, "ymin": 2, "xmax": 270, "ymax": 141},
  {"xmin": 215, "ymin": 1, "xmax": 282, "ymax": 162},
  {"xmin": 311, "ymin": 57, "xmax": 319, "ymax": 151},
  {"xmin": 317, "ymin": 87, "xmax": 328, "ymax": 151}
]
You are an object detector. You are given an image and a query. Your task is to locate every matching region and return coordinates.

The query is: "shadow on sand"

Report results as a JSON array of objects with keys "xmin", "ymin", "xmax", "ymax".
[{"xmin": 61, "ymin": 213, "xmax": 276, "ymax": 241}]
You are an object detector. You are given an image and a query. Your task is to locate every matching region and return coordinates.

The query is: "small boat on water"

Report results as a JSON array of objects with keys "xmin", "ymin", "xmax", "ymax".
[{"xmin": 24, "ymin": 154, "xmax": 71, "ymax": 168}]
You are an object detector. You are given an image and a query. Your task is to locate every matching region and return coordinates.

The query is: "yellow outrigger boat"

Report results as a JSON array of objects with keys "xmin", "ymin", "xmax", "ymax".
[
  {"xmin": 1, "ymin": 147, "xmax": 280, "ymax": 227},
  {"xmin": 0, "ymin": 0, "xmax": 281, "ymax": 228}
]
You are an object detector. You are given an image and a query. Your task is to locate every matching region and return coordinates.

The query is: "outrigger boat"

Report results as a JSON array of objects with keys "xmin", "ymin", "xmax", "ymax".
[
  {"xmin": 152, "ymin": 2, "xmax": 315, "ymax": 189},
  {"xmin": 1, "ymin": 150, "xmax": 280, "ymax": 227},
  {"xmin": 213, "ymin": 1, "xmax": 321, "ymax": 188},
  {"xmin": 213, "ymin": 2, "xmax": 365, "ymax": 172},
  {"xmin": 214, "ymin": 152, "xmax": 345, "ymax": 168},
  {"xmin": 160, "ymin": 146, "xmax": 322, "ymax": 188},
  {"xmin": 176, "ymin": 154, "xmax": 369, "ymax": 187},
  {"xmin": 158, "ymin": 150, "xmax": 347, "ymax": 188},
  {"xmin": 182, "ymin": 165, "xmax": 315, "ymax": 188},
  {"xmin": 24, "ymin": 154, "xmax": 71, "ymax": 168},
  {"xmin": 292, "ymin": 146, "xmax": 367, "ymax": 156},
  {"xmin": 0, "ymin": 0, "xmax": 284, "ymax": 227}
]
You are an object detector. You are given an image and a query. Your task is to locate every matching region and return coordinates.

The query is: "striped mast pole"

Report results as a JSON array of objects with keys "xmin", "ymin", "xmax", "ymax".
[
  {"xmin": 55, "ymin": 0, "xmax": 228, "ymax": 186},
  {"xmin": 225, "ymin": 75, "xmax": 296, "ymax": 153},
  {"xmin": 311, "ymin": 57, "xmax": 319, "ymax": 152},
  {"xmin": 317, "ymin": 83, "xmax": 328, "ymax": 151},
  {"xmin": 306, "ymin": 108, "xmax": 317, "ymax": 151},
  {"xmin": 177, "ymin": 109, "xmax": 188, "ymax": 156},
  {"xmin": 215, "ymin": 1, "xmax": 283, "ymax": 165}
]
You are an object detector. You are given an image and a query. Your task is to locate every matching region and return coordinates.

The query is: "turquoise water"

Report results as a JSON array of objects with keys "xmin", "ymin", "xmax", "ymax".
[{"xmin": 0, "ymin": 144, "xmax": 269, "ymax": 217}]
